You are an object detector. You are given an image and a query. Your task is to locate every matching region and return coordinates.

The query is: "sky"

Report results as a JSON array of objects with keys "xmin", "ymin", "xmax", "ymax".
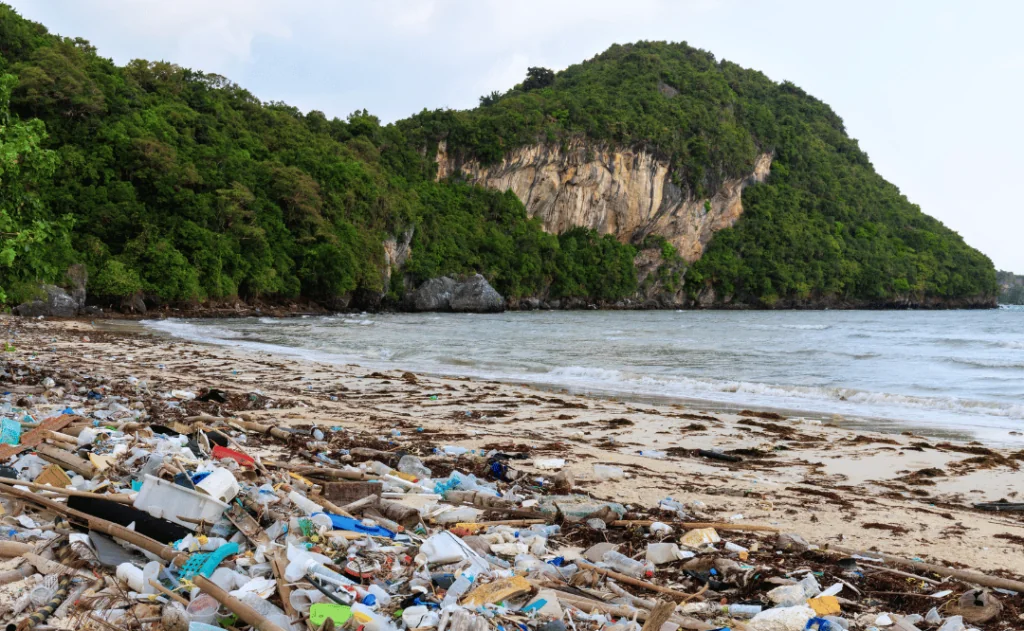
[{"xmin": 10, "ymin": 0, "xmax": 1023, "ymax": 271}]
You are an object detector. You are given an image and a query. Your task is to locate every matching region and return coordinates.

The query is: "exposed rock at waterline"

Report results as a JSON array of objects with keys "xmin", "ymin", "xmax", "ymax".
[{"xmin": 408, "ymin": 274, "xmax": 505, "ymax": 313}]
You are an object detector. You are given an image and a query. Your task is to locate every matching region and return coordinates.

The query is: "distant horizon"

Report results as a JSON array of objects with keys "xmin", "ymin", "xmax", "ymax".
[{"xmin": 9, "ymin": 0, "xmax": 1022, "ymax": 271}]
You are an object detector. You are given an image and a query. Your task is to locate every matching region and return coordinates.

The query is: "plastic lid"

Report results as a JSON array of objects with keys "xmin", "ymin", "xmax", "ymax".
[{"xmin": 362, "ymin": 594, "xmax": 376, "ymax": 606}]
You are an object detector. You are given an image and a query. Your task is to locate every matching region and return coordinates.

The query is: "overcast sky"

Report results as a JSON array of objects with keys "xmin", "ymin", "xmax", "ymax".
[{"xmin": 11, "ymin": 0, "xmax": 1022, "ymax": 271}]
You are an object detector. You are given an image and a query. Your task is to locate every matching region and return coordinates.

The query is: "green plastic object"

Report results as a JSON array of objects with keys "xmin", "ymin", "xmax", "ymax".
[
  {"xmin": 309, "ymin": 604, "xmax": 352, "ymax": 627},
  {"xmin": 178, "ymin": 542, "xmax": 239, "ymax": 580}
]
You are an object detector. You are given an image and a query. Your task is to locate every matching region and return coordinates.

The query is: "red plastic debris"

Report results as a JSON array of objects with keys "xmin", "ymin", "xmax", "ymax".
[{"xmin": 212, "ymin": 444, "xmax": 256, "ymax": 468}]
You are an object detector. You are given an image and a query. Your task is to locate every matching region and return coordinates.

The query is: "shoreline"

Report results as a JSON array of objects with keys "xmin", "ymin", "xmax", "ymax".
[
  {"xmin": 5, "ymin": 315, "xmax": 1024, "ymax": 578},
  {"xmin": 128, "ymin": 314, "xmax": 1024, "ymax": 449}
]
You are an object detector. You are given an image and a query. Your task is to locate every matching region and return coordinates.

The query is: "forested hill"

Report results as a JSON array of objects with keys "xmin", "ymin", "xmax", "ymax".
[{"xmin": 0, "ymin": 5, "xmax": 998, "ymax": 312}]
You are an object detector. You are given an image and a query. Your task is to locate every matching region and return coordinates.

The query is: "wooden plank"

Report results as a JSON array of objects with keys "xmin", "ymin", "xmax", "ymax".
[{"xmin": 323, "ymin": 481, "xmax": 382, "ymax": 504}]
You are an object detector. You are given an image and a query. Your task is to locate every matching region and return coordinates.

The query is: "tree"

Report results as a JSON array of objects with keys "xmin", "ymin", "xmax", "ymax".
[
  {"xmin": 0, "ymin": 73, "xmax": 70, "ymax": 303},
  {"xmin": 522, "ymin": 67, "xmax": 555, "ymax": 91},
  {"xmin": 479, "ymin": 91, "xmax": 503, "ymax": 106}
]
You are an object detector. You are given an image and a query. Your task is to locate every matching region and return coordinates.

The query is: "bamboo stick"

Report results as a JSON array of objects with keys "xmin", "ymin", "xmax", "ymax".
[
  {"xmin": 828, "ymin": 544, "xmax": 1024, "ymax": 593},
  {"xmin": 576, "ymin": 561, "xmax": 698, "ymax": 600},
  {"xmin": 0, "ymin": 476, "xmax": 134, "ymax": 504},
  {"xmin": 148, "ymin": 579, "xmax": 190, "ymax": 606},
  {"xmin": 610, "ymin": 520, "xmax": 779, "ymax": 533}
]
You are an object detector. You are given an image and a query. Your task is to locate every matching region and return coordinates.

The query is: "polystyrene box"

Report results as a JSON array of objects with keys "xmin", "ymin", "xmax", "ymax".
[{"xmin": 133, "ymin": 474, "xmax": 229, "ymax": 530}]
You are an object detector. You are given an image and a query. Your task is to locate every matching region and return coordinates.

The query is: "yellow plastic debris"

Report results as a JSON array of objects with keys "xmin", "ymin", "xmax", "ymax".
[
  {"xmin": 808, "ymin": 595, "xmax": 841, "ymax": 616},
  {"xmin": 89, "ymin": 453, "xmax": 116, "ymax": 472},
  {"xmin": 680, "ymin": 527, "xmax": 720, "ymax": 548},
  {"xmin": 462, "ymin": 575, "xmax": 531, "ymax": 606}
]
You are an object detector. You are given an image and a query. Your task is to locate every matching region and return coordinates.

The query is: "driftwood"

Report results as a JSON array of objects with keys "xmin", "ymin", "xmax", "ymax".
[
  {"xmin": 34, "ymin": 444, "xmax": 97, "ymax": 480},
  {"xmin": 829, "ymin": 544, "xmax": 1024, "ymax": 593},
  {"xmin": 641, "ymin": 601, "xmax": 677, "ymax": 631},
  {"xmin": 610, "ymin": 520, "xmax": 779, "ymax": 533}
]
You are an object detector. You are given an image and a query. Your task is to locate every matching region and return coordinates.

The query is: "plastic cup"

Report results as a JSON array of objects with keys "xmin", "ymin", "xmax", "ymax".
[{"xmin": 185, "ymin": 593, "xmax": 220, "ymax": 625}]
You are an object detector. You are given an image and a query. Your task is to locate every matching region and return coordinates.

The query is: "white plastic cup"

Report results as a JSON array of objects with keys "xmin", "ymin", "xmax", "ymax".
[
  {"xmin": 115, "ymin": 561, "xmax": 161, "ymax": 593},
  {"xmin": 195, "ymin": 468, "xmax": 240, "ymax": 502},
  {"xmin": 185, "ymin": 593, "xmax": 220, "ymax": 625}
]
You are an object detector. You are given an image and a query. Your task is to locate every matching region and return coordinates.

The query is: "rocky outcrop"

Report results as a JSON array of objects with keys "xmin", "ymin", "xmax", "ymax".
[
  {"xmin": 437, "ymin": 140, "xmax": 772, "ymax": 262},
  {"xmin": 408, "ymin": 274, "xmax": 505, "ymax": 313},
  {"xmin": 450, "ymin": 275, "xmax": 505, "ymax": 312},
  {"xmin": 14, "ymin": 285, "xmax": 82, "ymax": 317}
]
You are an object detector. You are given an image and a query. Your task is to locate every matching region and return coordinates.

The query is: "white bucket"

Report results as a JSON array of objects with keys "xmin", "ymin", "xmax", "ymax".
[
  {"xmin": 195, "ymin": 468, "xmax": 240, "ymax": 502},
  {"xmin": 115, "ymin": 561, "xmax": 161, "ymax": 593}
]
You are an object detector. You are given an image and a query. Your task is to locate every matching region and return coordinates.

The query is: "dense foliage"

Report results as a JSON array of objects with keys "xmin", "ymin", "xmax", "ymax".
[
  {"xmin": 403, "ymin": 42, "xmax": 997, "ymax": 305},
  {"xmin": 0, "ymin": 5, "xmax": 637, "ymax": 308},
  {"xmin": 0, "ymin": 7, "xmax": 997, "ymax": 309},
  {"xmin": 997, "ymin": 271, "xmax": 1024, "ymax": 305}
]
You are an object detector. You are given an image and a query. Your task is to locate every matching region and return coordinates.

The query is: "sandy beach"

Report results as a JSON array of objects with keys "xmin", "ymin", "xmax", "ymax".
[{"xmin": 6, "ymin": 315, "xmax": 1023, "ymax": 580}]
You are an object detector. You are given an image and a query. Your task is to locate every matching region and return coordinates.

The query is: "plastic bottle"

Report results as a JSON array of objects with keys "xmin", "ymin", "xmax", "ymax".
[
  {"xmin": 681, "ymin": 602, "xmax": 761, "ymax": 619},
  {"xmin": 397, "ymin": 455, "xmax": 432, "ymax": 479},
  {"xmin": 593, "ymin": 464, "xmax": 624, "ymax": 480},
  {"xmin": 366, "ymin": 461, "xmax": 418, "ymax": 483},
  {"xmin": 601, "ymin": 550, "xmax": 654, "ymax": 578},
  {"xmin": 638, "ymin": 450, "xmax": 667, "ymax": 459},
  {"xmin": 528, "ymin": 524, "xmax": 561, "ymax": 538},
  {"xmin": 288, "ymin": 490, "xmax": 322, "ymax": 516},
  {"xmin": 441, "ymin": 572, "xmax": 475, "ymax": 608}
]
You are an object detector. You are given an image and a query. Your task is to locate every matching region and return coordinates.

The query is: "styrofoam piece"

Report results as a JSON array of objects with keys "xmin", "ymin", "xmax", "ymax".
[{"xmin": 133, "ymin": 474, "xmax": 229, "ymax": 530}]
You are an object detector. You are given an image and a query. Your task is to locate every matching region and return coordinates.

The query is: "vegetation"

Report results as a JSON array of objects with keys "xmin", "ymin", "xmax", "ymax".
[
  {"xmin": 997, "ymin": 271, "xmax": 1024, "ymax": 305},
  {"xmin": 0, "ymin": 7, "xmax": 998, "ymax": 309}
]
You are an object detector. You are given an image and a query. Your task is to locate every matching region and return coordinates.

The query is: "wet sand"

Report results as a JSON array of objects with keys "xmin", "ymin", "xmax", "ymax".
[{"xmin": 9, "ymin": 316, "xmax": 1024, "ymax": 578}]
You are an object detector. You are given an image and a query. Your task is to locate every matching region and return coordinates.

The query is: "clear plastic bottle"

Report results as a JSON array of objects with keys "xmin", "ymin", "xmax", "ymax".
[
  {"xmin": 601, "ymin": 550, "xmax": 654, "ymax": 578},
  {"xmin": 441, "ymin": 572, "xmax": 475, "ymax": 608}
]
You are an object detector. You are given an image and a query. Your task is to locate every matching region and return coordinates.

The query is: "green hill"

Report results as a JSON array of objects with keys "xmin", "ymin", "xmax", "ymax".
[{"xmin": 0, "ymin": 6, "xmax": 997, "ymax": 311}]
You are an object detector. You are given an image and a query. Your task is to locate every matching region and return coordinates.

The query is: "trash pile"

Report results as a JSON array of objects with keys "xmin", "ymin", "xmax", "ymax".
[{"xmin": 0, "ymin": 357, "xmax": 1019, "ymax": 631}]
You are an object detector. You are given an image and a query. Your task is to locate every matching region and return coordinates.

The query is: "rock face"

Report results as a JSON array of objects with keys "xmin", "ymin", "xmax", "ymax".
[
  {"xmin": 13, "ymin": 285, "xmax": 81, "ymax": 317},
  {"xmin": 450, "ymin": 274, "xmax": 505, "ymax": 312},
  {"xmin": 408, "ymin": 274, "xmax": 505, "ymax": 313},
  {"xmin": 411, "ymin": 277, "xmax": 458, "ymax": 311},
  {"xmin": 437, "ymin": 140, "xmax": 772, "ymax": 262}
]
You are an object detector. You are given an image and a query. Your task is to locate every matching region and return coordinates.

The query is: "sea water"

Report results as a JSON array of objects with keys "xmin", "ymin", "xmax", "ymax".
[{"xmin": 142, "ymin": 307, "xmax": 1024, "ymax": 446}]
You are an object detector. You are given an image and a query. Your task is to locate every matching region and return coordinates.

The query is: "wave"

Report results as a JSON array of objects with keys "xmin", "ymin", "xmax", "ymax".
[
  {"xmin": 528, "ymin": 365, "xmax": 1024, "ymax": 421},
  {"xmin": 741, "ymin": 323, "xmax": 832, "ymax": 331},
  {"xmin": 945, "ymin": 357, "xmax": 1024, "ymax": 370}
]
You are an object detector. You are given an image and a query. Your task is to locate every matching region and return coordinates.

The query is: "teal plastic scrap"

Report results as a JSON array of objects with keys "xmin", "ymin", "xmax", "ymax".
[
  {"xmin": 178, "ymin": 542, "xmax": 240, "ymax": 580},
  {"xmin": 0, "ymin": 419, "xmax": 20, "ymax": 446}
]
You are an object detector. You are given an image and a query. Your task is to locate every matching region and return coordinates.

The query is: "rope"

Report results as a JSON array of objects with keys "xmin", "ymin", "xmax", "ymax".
[{"xmin": 17, "ymin": 575, "xmax": 72, "ymax": 631}]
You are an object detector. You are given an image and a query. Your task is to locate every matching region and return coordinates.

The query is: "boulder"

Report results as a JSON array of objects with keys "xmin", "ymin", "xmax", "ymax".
[
  {"xmin": 64, "ymin": 264, "xmax": 87, "ymax": 309},
  {"xmin": 450, "ymin": 274, "xmax": 505, "ymax": 313},
  {"xmin": 120, "ymin": 292, "xmax": 147, "ymax": 314},
  {"xmin": 410, "ymin": 277, "xmax": 458, "ymax": 311},
  {"xmin": 13, "ymin": 285, "xmax": 79, "ymax": 318}
]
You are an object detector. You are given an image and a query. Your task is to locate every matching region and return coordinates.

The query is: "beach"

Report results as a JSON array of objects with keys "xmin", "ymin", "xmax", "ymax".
[{"xmin": 6, "ymin": 314, "xmax": 1021, "ymax": 580}]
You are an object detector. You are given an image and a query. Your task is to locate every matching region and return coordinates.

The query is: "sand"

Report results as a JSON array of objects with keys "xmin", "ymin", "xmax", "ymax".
[{"xmin": 7, "ymin": 315, "xmax": 1023, "ymax": 578}]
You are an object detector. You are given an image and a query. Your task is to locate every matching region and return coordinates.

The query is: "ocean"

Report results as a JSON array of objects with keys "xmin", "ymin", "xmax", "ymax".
[{"xmin": 142, "ymin": 307, "xmax": 1024, "ymax": 446}]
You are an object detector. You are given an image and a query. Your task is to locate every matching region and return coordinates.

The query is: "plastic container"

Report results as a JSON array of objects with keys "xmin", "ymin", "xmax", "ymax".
[
  {"xmin": 133, "ymin": 474, "xmax": 229, "ymax": 530},
  {"xmin": 419, "ymin": 531, "xmax": 471, "ymax": 565},
  {"xmin": 602, "ymin": 550, "xmax": 654, "ymax": 578},
  {"xmin": 534, "ymin": 459, "xmax": 565, "ymax": 470},
  {"xmin": 194, "ymin": 467, "xmax": 239, "ymax": 502},
  {"xmin": 593, "ymin": 464, "xmax": 624, "ymax": 480},
  {"xmin": 185, "ymin": 593, "xmax": 220, "ymax": 625},
  {"xmin": 441, "ymin": 572, "xmax": 475, "ymax": 608},
  {"xmin": 645, "ymin": 543, "xmax": 693, "ymax": 565}
]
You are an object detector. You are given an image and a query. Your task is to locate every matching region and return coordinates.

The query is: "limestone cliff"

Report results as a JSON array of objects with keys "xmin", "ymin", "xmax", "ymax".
[{"xmin": 437, "ymin": 140, "xmax": 772, "ymax": 262}]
